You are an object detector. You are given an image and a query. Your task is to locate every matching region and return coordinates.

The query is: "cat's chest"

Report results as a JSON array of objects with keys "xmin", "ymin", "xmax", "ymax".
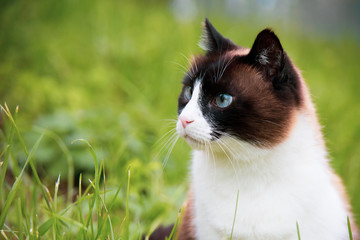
[
  {"xmin": 192, "ymin": 157, "xmax": 300, "ymax": 239},
  {"xmin": 189, "ymin": 147, "xmax": 337, "ymax": 240},
  {"xmin": 193, "ymin": 192, "xmax": 297, "ymax": 240}
]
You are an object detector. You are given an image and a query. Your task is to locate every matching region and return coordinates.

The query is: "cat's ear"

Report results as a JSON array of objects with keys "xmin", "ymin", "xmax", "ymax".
[
  {"xmin": 199, "ymin": 18, "xmax": 236, "ymax": 54},
  {"xmin": 248, "ymin": 29, "xmax": 285, "ymax": 82}
]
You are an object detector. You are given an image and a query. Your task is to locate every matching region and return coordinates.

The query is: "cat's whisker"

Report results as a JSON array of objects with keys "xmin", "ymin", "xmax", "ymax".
[
  {"xmin": 171, "ymin": 61, "xmax": 193, "ymax": 79},
  {"xmin": 204, "ymin": 141, "xmax": 209, "ymax": 170},
  {"xmin": 204, "ymin": 141, "xmax": 215, "ymax": 183},
  {"xmin": 161, "ymin": 118, "xmax": 178, "ymax": 123},
  {"xmin": 218, "ymin": 54, "xmax": 229, "ymax": 80},
  {"xmin": 213, "ymin": 131, "xmax": 250, "ymax": 158},
  {"xmin": 158, "ymin": 131, "xmax": 177, "ymax": 154},
  {"xmin": 172, "ymin": 59, "xmax": 189, "ymax": 71},
  {"xmin": 215, "ymin": 138, "xmax": 237, "ymax": 158},
  {"xmin": 161, "ymin": 120, "xmax": 178, "ymax": 129},
  {"xmin": 215, "ymin": 137, "xmax": 242, "ymax": 171},
  {"xmin": 162, "ymin": 135, "xmax": 179, "ymax": 169},
  {"xmin": 218, "ymin": 130, "xmax": 270, "ymax": 150},
  {"xmin": 215, "ymin": 55, "xmax": 225, "ymax": 81},
  {"xmin": 154, "ymin": 130, "xmax": 178, "ymax": 161},
  {"xmin": 156, "ymin": 132, "xmax": 177, "ymax": 153},
  {"xmin": 181, "ymin": 53, "xmax": 197, "ymax": 77},
  {"xmin": 262, "ymin": 119, "xmax": 281, "ymax": 127},
  {"xmin": 214, "ymin": 140, "xmax": 240, "ymax": 183},
  {"xmin": 208, "ymin": 139, "xmax": 217, "ymax": 179},
  {"xmin": 219, "ymin": 57, "xmax": 234, "ymax": 81},
  {"xmin": 214, "ymin": 137, "xmax": 239, "ymax": 161},
  {"xmin": 154, "ymin": 128, "xmax": 177, "ymax": 149},
  {"xmin": 191, "ymin": 55, "xmax": 199, "ymax": 73},
  {"xmin": 199, "ymin": 71, "xmax": 206, "ymax": 82}
]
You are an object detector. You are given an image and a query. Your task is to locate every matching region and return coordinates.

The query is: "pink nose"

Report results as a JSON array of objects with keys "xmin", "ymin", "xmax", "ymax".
[{"xmin": 179, "ymin": 116, "xmax": 194, "ymax": 128}]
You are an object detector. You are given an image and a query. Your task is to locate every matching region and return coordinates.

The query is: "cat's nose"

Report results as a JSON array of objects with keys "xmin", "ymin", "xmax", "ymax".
[{"xmin": 179, "ymin": 116, "xmax": 194, "ymax": 128}]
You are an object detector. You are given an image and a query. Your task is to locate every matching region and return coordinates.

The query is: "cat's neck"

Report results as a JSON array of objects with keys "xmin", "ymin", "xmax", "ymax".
[
  {"xmin": 191, "ymin": 111, "xmax": 328, "ymax": 183},
  {"xmin": 189, "ymin": 110, "xmax": 351, "ymax": 240}
]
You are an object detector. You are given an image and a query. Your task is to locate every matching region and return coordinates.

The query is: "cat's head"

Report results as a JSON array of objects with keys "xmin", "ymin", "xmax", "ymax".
[{"xmin": 176, "ymin": 18, "xmax": 303, "ymax": 150}]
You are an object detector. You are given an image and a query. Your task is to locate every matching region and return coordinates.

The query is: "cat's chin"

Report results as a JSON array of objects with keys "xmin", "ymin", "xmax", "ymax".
[{"xmin": 184, "ymin": 135, "xmax": 205, "ymax": 149}]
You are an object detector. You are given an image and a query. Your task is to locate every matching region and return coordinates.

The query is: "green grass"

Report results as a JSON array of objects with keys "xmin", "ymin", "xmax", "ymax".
[
  {"xmin": 0, "ymin": 0, "xmax": 359, "ymax": 238},
  {"xmin": 348, "ymin": 216, "xmax": 354, "ymax": 240},
  {"xmin": 297, "ymin": 222, "xmax": 301, "ymax": 240},
  {"xmin": 230, "ymin": 190, "xmax": 240, "ymax": 240}
]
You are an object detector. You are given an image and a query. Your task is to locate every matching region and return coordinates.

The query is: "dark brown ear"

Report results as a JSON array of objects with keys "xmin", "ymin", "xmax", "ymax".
[
  {"xmin": 248, "ymin": 29, "xmax": 285, "ymax": 84},
  {"xmin": 199, "ymin": 18, "xmax": 237, "ymax": 55}
]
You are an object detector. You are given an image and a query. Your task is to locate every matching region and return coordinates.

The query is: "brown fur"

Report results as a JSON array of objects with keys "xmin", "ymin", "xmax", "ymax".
[
  {"xmin": 181, "ymin": 48, "xmax": 300, "ymax": 147},
  {"xmin": 330, "ymin": 170, "xmax": 359, "ymax": 239},
  {"xmin": 146, "ymin": 225, "xmax": 174, "ymax": 240},
  {"xmin": 223, "ymin": 61, "xmax": 298, "ymax": 145},
  {"xmin": 177, "ymin": 190, "xmax": 196, "ymax": 240}
]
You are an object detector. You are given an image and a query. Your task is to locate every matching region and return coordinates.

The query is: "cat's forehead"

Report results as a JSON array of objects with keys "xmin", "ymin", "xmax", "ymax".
[
  {"xmin": 184, "ymin": 49, "xmax": 265, "ymax": 92},
  {"xmin": 194, "ymin": 48, "xmax": 249, "ymax": 70}
]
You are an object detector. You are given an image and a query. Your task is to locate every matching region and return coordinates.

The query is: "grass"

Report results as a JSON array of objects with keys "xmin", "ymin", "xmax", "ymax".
[
  {"xmin": 229, "ymin": 190, "xmax": 240, "ymax": 240},
  {"xmin": 0, "ymin": 104, "xmax": 185, "ymax": 239},
  {"xmin": 0, "ymin": 104, "xmax": 128, "ymax": 239},
  {"xmin": 1, "ymin": 105, "xmax": 356, "ymax": 239},
  {"xmin": 0, "ymin": 0, "xmax": 359, "ymax": 239},
  {"xmin": 348, "ymin": 217, "xmax": 354, "ymax": 240},
  {"xmin": 297, "ymin": 222, "xmax": 301, "ymax": 240}
]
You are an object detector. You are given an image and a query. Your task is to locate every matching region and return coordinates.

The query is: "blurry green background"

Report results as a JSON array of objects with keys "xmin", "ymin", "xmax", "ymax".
[{"xmin": 0, "ymin": 0, "xmax": 359, "ymax": 237}]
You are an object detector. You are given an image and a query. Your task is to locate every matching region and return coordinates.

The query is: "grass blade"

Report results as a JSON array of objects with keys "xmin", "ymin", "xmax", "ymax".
[
  {"xmin": 30, "ymin": 180, "xmax": 39, "ymax": 238},
  {"xmin": 0, "ymin": 145, "xmax": 10, "ymax": 160},
  {"xmin": 125, "ymin": 168, "xmax": 131, "ymax": 239},
  {"xmin": 38, "ymin": 218, "xmax": 54, "ymax": 237},
  {"xmin": 296, "ymin": 221, "xmax": 301, "ymax": 240},
  {"xmin": 72, "ymin": 138, "xmax": 100, "ymax": 237},
  {"xmin": 0, "ymin": 231, "xmax": 9, "ymax": 240},
  {"xmin": 347, "ymin": 216, "xmax": 353, "ymax": 240},
  {"xmin": 3, "ymin": 224, "xmax": 19, "ymax": 240},
  {"xmin": 168, "ymin": 207, "xmax": 185, "ymax": 240},
  {"xmin": 33, "ymin": 127, "xmax": 74, "ymax": 205},
  {"xmin": 0, "ymin": 132, "xmax": 44, "ymax": 229},
  {"xmin": 76, "ymin": 173, "xmax": 87, "ymax": 239},
  {"xmin": 16, "ymin": 198, "xmax": 24, "ymax": 240},
  {"xmin": 0, "ymin": 145, "xmax": 11, "ymax": 204},
  {"xmin": 229, "ymin": 190, "xmax": 240, "ymax": 240},
  {"xmin": 53, "ymin": 175, "xmax": 61, "ymax": 239},
  {"xmin": 1, "ymin": 104, "xmax": 53, "ymax": 211},
  {"xmin": 0, "ymin": 105, "xmax": 16, "ymax": 205},
  {"xmin": 52, "ymin": 213, "xmax": 88, "ymax": 231},
  {"xmin": 1, "ymin": 104, "xmax": 28, "ymax": 156}
]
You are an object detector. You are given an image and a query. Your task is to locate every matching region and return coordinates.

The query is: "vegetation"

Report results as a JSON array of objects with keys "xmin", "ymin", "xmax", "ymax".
[{"xmin": 0, "ymin": 0, "xmax": 359, "ymax": 238}]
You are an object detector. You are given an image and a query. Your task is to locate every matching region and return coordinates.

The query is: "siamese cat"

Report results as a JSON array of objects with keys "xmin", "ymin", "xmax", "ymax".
[{"xmin": 151, "ymin": 18, "xmax": 358, "ymax": 240}]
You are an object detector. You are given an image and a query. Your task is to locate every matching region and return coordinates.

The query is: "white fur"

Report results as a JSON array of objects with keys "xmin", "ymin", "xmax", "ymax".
[
  {"xmin": 177, "ymin": 97, "xmax": 349, "ymax": 239},
  {"xmin": 199, "ymin": 29, "xmax": 211, "ymax": 52},
  {"xmin": 177, "ymin": 82, "xmax": 213, "ymax": 149},
  {"xmin": 258, "ymin": 49, "xmax": 269, "ymax": 65}
]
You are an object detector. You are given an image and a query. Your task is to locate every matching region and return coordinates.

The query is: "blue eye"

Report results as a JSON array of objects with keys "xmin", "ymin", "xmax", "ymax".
[
  {"xmin": 215, "ymin": 94, "xmax": 232, "ymax": 108},
  {"xmin": 184, "ymin": 86, "xmax": 192, "ymax": 101}
]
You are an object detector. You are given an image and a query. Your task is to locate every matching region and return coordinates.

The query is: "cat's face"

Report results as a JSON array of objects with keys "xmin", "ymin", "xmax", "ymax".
[{"xmin": 176, "ymin": 19, "xmax": 303, "ymax": 149}]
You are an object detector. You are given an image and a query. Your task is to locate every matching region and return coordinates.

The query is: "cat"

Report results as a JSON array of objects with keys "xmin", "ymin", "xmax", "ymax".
[{"xmin": 150, "ymin": 18, "xmax": 358, "ymax": 240}]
